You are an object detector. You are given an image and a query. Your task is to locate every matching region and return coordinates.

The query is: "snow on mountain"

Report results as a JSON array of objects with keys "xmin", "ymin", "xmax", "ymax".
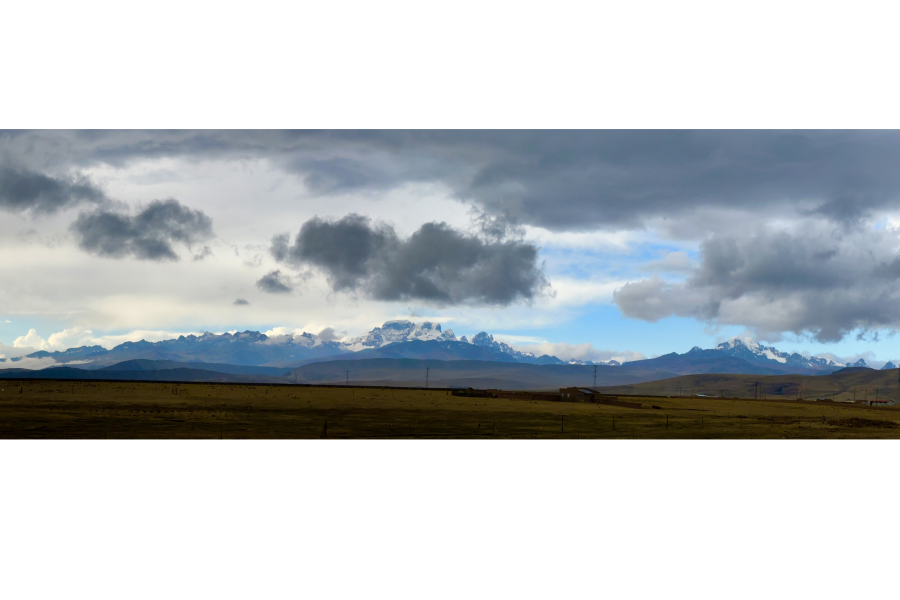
[
  {"xmin": 464, "ymin": 331, "xmax": 610, "ymax": 365},
  {"xmin": 26, "ymin": 321, "xmax": 885, "ymax": 374},
  {"xmin": 571, "ymin": 358, "xmax": 620, "ymax": 366},
  {"xmin": 341, "ymin": 321, "xmax": 457, "ymax": 351},
  {"xmin": 716, "ymin": 337, "xmax": 788, "ymax": 363},
  {"xmin": 714, "ymin": 337, "xmax": 844, "ymax": 371},
  {"xmin": 470, "ymin": 331, "xmax": 537, "ymax": 361}
]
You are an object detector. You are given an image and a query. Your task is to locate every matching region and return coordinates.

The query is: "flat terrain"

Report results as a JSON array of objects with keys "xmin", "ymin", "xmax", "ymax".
[
  {"xmin": 288, "ymin": 355, "xmax": 784, "ymax": 389},
  {"xmin": 2, "ymin": 379, "xmax": 900, "ymax": 438},
  {"xmin": 597, "ymin": 368, "xmax": 900, "ymax": 402}
]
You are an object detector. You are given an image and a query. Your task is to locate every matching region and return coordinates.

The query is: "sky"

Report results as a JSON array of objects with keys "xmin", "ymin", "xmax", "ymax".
[{"xmin": 4, "ymin": 130, "xmax": 900, "ymax": 366}]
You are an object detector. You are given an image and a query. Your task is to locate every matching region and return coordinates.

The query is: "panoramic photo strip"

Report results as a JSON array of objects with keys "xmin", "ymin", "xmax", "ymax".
[{"xmin": 4, "ymin": 130, "xmax": 900, "ymax": 438}]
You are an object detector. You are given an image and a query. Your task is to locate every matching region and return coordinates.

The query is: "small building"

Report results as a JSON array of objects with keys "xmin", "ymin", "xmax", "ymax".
[
  {"xmin": 869, "ymin": 399, "xmax": 896, "ymax": 407},
  {"xmin": 560, "ymin": 388, "xmax": 595, "ymax": 403}
]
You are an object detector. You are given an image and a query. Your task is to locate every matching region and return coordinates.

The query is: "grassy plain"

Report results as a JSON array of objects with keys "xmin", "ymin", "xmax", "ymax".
[
  {"xmin": 598, "ymin": 369, "xmax": 900, "ymax": 402},
  {"xmin": 1, "ymin": 379, "xmax": 900, "ymax": 439}
]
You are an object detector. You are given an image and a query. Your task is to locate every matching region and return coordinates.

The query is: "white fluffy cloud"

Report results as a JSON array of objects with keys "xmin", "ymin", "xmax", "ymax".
[
  {"xmin": 13, "ymin": 329, "xmax": 49, "ymax": 351},
  {"xmin": 9, "ymin": 326, "xmax": 208, "ymax": 353},
  {"xmin": 502, "ymin": 339, "xmax": 646, "ymax": 364},
  {"xmin": 13, "ymin": 327, "xmax": 94, "ymax": 352},
  {"xmin": 47, "ymin": 327, "xmax": 95, "ymax": 349}
]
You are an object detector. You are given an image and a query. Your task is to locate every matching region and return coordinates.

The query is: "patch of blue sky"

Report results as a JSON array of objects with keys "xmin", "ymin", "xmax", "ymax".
[
  {"xmin": 0, "ymin": 314, "xmax": 67, "ymax": 347},
  {"xmin": 539, "ymin": 240, "xmax": 697, "ymax": 284},
  {"xmin": 489, "ymin": 304, "xmax": 747, "ymax": 358}
]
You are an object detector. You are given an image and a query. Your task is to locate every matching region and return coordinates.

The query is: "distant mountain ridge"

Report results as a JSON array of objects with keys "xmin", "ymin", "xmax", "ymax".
[
  {"xmin": 9, "ymin": 321, "xmax": 892, "ymax": 377},
  {"xmin": 712, "ymin": 337, "xmax": 867, "ymax": 373},
  {"xmin": 341, "ymin": 321, "xmax": 458, "ymax": 350},
  {"xmin": 16, "ymin": 320, "xmax": 591, "ymax": 369},
  {"xmin": 469, "ymin": 331, "xmax": 619, "ymax": 366}
]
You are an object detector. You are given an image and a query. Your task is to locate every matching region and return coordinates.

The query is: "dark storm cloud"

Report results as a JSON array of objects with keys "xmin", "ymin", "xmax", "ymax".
[
  {"xmin": 71, "ymin": 199, "xmax": 214, "ymax": 261},
  {"xmin": 614, "ymin": 221, "xmax": 900, "ymax": 342},
  {"xmin": 0, "ymin": 164, "xmax": 106, "ymax": 214},
  {"xmin": 256, "ymin": 270, "xmax": 293, "ymax": 294},
  {"xmin": 6, "ymin": 130, "xmax": 900, "ymax": 231},
  {"xmin": 271, "ymin": 213, "xmax": 550, "ymax": 305}
]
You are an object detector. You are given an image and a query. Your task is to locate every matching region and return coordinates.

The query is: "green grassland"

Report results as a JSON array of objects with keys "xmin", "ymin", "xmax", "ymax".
[{"xmin": 2, "ymin": 379, "xmax": 900, "ymax": 439}]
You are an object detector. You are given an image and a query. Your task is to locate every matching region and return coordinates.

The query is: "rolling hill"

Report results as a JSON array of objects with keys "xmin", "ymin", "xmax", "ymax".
[
  {"xmin": 99, "ymin": 359, "xmax": 290, "ymax": 377},
  {"xmin": 596, "ymin": 368, "xmax": 900, "ymax": 402}
]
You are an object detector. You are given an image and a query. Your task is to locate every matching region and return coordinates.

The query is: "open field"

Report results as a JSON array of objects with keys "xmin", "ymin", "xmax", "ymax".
[
  {"xmin": 597, "ymin": 368, "xmax": 900, "ymax": 402},
  {"xmin": 3, "ymin": 379, "xmax": 900, "ymax": 438}
]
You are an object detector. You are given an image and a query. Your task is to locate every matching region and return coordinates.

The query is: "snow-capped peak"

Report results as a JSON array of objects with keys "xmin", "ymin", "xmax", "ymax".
[
  {"xmin": 470, "ymin": 331, "xmax": 533, "ymax": 359},
  {"xmin": 715, "ymin": 337, "xmax": 788, "ymax": 363},
  {"xmin": 717, "ymin": 337, "xmax": 760, "ymax": 352},
  {"xmin": 713, "ymin": 336, "xmax": 864, "ymax": 371},
  {"xmin": 341, "ymin": 320, "xmax": 457, "ymax": 351}
]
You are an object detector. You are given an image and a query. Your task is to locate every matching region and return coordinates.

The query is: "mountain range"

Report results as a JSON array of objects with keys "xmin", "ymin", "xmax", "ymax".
[
  {"xmin": 2, "ymin": 321, "xmax": 894, "ymax": 385},
  {"xmin": 711, "ymin": 338, "xmax": 853, "ymax": 373},
  {"xmin": 9, "ymin": 321, "xmax": 604, "ymax": 369}
]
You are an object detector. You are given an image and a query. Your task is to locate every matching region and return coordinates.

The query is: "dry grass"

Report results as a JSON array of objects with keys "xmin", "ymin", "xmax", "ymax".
[{"xmin": 2, "ymin": 379, "xmax": 900, "ymax": 439}]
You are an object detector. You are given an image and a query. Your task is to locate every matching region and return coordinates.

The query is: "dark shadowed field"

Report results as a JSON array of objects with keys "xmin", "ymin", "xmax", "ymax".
[{"xmin": 3, "ymin": 379, "xmax": 900, "ymax": 439}]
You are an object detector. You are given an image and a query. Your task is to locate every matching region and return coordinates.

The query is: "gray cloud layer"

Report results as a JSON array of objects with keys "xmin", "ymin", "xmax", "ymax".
[
  {"xmin": 8, "ymin": 130, "xmax": 900, "ymax": 231},
  {"xmin": 614, "ymin": 221, "xmax": 900, "ymax": 342},
  {"xmin": 71, "ymin": 199, "xmax": 214, "ymax": 261},
  {"xmin": 271, "ymin": 214, "xmax": 550, "ymax": 305},
  {"xmin": 0, "ymin": 165, "xmax": 106, "ymax": 214},
  {"xmin": 9, "ymin": 130, "xmax": 900, "ymax": 342}
]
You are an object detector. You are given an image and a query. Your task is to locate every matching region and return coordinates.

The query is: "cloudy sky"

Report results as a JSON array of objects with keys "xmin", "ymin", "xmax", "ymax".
[{"xmin": 4, "ymin": 130, "xmax": 900, "ymax": 366}]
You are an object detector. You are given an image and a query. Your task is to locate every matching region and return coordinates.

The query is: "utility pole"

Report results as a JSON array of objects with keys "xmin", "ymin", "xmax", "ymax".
[
  {"xmin": 426, "ymin": 367, "xmax": 429, "ymax": 389},
  {"xmin": 593, "ymin": 365, "xmax": 597, "ymax": 389},
  {"xmin": 346, "ymin": 370, "xmax": 349, "ymax": 386},
  {"xmin": 755, "ymin": 381, "xmax": 759, "ymax": 400}
]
